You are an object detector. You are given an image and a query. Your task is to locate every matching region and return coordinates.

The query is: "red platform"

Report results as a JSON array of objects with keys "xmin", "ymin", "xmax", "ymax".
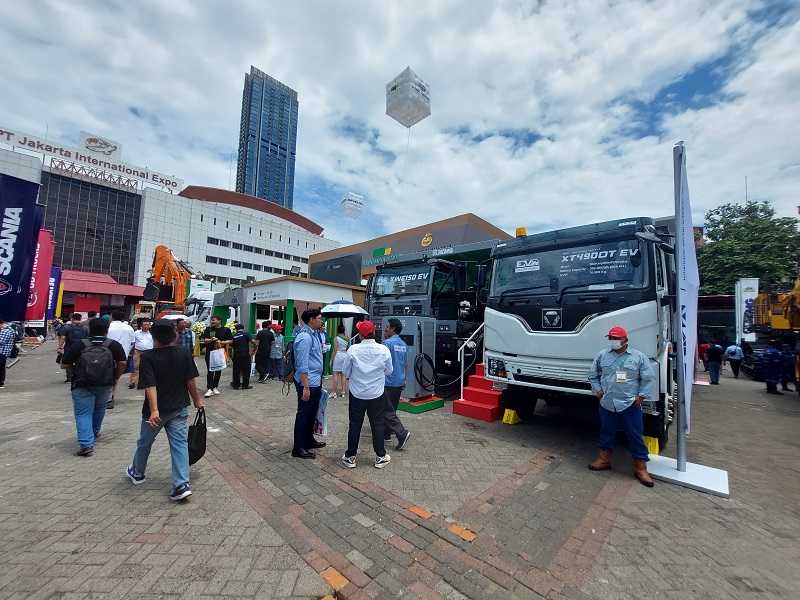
[{"xmin": 453, "ymin": 363, "xmax": 502, "ymax": 422}]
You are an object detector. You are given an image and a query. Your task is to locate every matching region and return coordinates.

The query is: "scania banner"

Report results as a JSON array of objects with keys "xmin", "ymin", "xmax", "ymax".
[
  {"xmin": 46, "ymin": 266, "xmax": 62, "ymax": 320},
  {"xmin": 24, "ymin": 229, "xmax": 55, "ymax": 326},
  {"xmin": 0, "ymin": 174, "xmax": 42, "ymax": 321}
]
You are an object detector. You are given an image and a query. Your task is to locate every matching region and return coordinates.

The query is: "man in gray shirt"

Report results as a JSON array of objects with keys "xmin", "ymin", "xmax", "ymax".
[{"xmin": 588, "ymin": 325, "xmax": 656, "ymax": 487}]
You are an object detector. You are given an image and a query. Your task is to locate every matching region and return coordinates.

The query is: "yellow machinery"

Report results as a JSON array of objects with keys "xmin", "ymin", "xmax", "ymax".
[
  {"xmin": 143, "ymin": 245, "xmax": 194, "ymax": 312},
  {"xmin": 753, "ymin": 278, "xmax": 800, "ymax": 332}
]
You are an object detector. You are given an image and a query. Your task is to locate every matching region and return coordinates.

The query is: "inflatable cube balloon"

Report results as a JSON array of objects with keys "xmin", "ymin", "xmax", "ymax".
[{"xmin": 386, "ymin": 67, "xmax": 431, "ymax": 129}]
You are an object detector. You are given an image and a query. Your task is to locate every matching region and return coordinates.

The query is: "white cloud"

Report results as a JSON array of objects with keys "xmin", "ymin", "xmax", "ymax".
[{"xmin": 0, "ymin": 0, "xmax": 797, "ymax": 245}]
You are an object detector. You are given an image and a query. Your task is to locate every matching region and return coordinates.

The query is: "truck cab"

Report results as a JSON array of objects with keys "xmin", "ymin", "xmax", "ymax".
[
  {"xmin": 367, "ymin": 258, "xmax": 484, "ymax": 375},
  {"xmin": 483, "ymin": 217, "xmax": 676, "ymax": 451}
]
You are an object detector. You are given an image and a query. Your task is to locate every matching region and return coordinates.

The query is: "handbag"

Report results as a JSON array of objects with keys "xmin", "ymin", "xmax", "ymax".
[
  {"xmin": 208, "ymin": 348, "xmax": 227, "ymax": 372},
  {"xmin": 314, "ymin": 389, "xmax": 329, "ymax": 437},
  {"xmin": 188, "ymin": 408, "xmax": 207, "ymax": 465}
]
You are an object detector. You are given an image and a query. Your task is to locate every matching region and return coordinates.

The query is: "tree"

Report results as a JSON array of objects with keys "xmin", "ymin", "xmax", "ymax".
[{"xmin": 697, "ymin": 201, "xmax": 800, "ymax": 295}]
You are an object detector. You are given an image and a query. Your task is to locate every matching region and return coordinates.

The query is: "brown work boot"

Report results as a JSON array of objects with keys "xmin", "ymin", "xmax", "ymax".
[
  {"xmin": 633, "ymin": 458, "xmax": 654, "ymax": 487},
  {"xmin": 588, "ymin": 449, "xmax": 612, "ymax": 471}
]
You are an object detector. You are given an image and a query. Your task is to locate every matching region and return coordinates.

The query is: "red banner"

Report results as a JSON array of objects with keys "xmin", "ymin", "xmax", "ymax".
[{"xmin": 24, "ymin": 230, "xmax": 55, "ymax": 324}]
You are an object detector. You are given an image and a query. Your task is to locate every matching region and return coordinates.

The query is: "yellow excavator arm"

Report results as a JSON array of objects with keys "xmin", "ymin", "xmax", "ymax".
[{"xmin": 148, "ymin": 245, "xmax": 194, "ymax": 307}]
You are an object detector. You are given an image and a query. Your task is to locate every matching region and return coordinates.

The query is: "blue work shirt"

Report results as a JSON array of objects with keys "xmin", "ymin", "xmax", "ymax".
[
  {"xmin": 725, "ymin": 345, "xmax": 744, "ymax": 361},
  {"xmin": 384, "ymin": 334, "xmax": 407, "ymax": 387},
  {"xmin": 293, "ymin": 325, "xmax": 324, "ymax": 387},
  {"xmin": 588, "ymin": 347, "xmax": 656, "ymax": 412}
]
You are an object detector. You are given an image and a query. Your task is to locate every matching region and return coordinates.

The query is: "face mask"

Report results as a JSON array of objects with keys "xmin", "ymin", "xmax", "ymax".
[{"xmin": 609, "ymin": 339, "xmax": 624, "ymax": 350}]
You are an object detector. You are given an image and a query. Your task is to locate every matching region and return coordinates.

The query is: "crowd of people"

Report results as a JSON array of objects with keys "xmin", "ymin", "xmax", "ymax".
[{"xmin": 699, "ymin": 338, "xmax": 797, "ymax": 394}]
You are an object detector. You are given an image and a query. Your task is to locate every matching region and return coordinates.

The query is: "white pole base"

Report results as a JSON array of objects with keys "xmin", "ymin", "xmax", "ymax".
[{"xmin": 647, "ymin": 454, "xmax": 730, "ymax": 497}]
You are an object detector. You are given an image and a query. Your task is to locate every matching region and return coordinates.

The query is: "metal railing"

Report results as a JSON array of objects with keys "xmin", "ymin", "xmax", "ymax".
[{"xmin": 458, "ymin": 322, "xmax": 485, "ymax": 401}]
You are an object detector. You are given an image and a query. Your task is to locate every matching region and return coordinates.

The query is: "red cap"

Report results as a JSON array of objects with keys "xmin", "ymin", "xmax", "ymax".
[
  {"xmin": 608, "ymin": 325, "xmax": 628, "ymax": 339},
  {"xmin": 356, "ymin": 320, "xmax": 375, "ymax": 336},
  {"xmin": 272, "ymin": 323, "xmax": 283, "ymax": 332}
]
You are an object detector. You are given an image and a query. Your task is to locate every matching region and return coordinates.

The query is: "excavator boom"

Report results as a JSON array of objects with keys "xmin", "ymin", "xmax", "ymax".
[{"xmin": 148, "ymin": 245, "xmax": 194, "ymax": 308}]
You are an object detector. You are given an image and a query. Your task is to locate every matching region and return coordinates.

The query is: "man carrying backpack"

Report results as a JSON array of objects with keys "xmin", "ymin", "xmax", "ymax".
[{"xmin": 61, "ymin": 318, "xmax": 128, "ymax": 456}]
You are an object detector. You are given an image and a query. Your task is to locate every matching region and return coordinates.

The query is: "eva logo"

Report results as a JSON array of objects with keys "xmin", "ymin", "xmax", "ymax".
[
  {"xmin": 84, "ymin": 136, "xmax": 118, "ymax": 155},
  {"xmin": 420, "ymin": 233, "xmax": 433, "ymax": 248},
  {"xmin": 0, "ymin": 277, "xmax": 10, "ymax": 295},
  {"xmin": 515, "ymin": 258, "xmax": 539, "ymax": 273}
]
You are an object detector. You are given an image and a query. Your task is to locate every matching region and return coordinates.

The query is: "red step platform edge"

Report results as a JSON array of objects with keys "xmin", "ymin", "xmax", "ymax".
[
  {"xmin": 474, "ymin": 363, "xmax": 485, "ymax": 377},
  {"xmin": 467, "ymin": 374, "xmax": 494, "ymax": 391},
  {"xmin": 461, "ymin": 386, "xmax": 502, "ymax": 407},
  {"xmin": 453, "ymin": 399, "xmax": 502, "ymax": 422}
]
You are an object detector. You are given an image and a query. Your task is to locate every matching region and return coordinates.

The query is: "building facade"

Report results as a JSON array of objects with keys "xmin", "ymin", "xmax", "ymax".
[
  {"xmin": 134, "ymin": 186, "xmax": 338, "ymax": 287},
  {"xmin": 235, "ymin": 66, "xmax": 298, "ymax": 210}
]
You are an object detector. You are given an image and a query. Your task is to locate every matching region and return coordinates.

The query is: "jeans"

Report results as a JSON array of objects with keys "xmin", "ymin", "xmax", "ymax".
[
  {"xmin": 255, "ymin": 353, "xmax": 270, "ymax": 380},
  {"xmin": 708, "ymin": 361, "xmax": 721, "ymax": 384},
  {"xmin": 131, "ymin": 407, "xmax": 190, "ymax": 488},
  {"xmin": 71, "ymin": 386, "xmax": 112, "ymax": 449},
  {"xmin": 293, "ymin": 382, "xmax": 321, "ymax": 451},
  {"xmin": 383, "ymin": 386, "xmax": 407, "ymax": 441},
  {"xmin": 269, "ymin": 357, "xmax": 284, "ymax": 379},
  {"xmin": 346, "ymin": 393, "xmax": 387, "ymax": 459},
  {"xmin": 231, "ymin": 353, "xmax": 251, "ymax": 388},
  {"xmin": 598, "ymin": 403, "xmax": 649, "ymax": 460},
  {"xmin": 0, "ymin": 355, "xmax": 6, "ymax": 386}
]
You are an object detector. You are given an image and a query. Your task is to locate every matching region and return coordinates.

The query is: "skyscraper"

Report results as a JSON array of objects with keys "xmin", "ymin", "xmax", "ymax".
[{"xmin": 236, "ymin": 66, "xmax": 298, "ymax": 209}]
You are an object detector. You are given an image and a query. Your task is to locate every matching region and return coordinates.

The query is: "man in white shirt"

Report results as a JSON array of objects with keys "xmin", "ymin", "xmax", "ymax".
[
  {"xmin": 106, "ymin": 310, "xmax": 135, "ymax": 408},
  {"xmin": 129, "ymin": 319, "xmax": 153, "ymax": 388},
  {"xmin": 340, "ymin": 320, "xmax": 394, "ymax": 470}
]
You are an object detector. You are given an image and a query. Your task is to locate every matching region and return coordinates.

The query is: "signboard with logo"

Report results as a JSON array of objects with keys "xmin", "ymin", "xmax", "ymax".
[
  {"xmin": 79, "ymin": 131, "xmax": 123, "ymax": 160},
  {"xmin": 0, "ymin": 174, "xmax": 42, "ymax": 321},
  {"xmin": 735, "ymin": 277, "xmax": 759, "ymax": 343},
  {"xmin": 46, "ymin": 266, "xmax": 62, "ymax": 320},
  {"xmin": 25, "ymin": 230, "xmax": 55, "ymax": 326},
  {"xmin": 0, "ymin": 125, "xmax": 183, "ymax": 191}
]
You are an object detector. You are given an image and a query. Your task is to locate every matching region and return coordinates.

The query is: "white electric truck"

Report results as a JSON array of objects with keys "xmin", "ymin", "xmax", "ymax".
[{"xmin": 483, "ymin": 217, "xmax": 676, "ymax": 451}]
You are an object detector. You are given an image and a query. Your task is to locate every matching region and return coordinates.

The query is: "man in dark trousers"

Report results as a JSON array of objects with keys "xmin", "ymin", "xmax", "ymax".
[
  {"xmin": 254, "ymin": 320, "xmax": 274, "ymax": 383},
  {"xmin": 127, "ymin": 320, "xmax": 205, "ymax": 501},
  {"xmin": 230, "ymin": 324, "xmax": 254, "ymax": 389},
  {"xmin": 588, "ymin": 325, "xmax": 656, "ymax": 487},
  {"xmin": 61, "ymin": 318, "xmax": 128, "ymax": 456},
  {"xmin": 382, "ymin": 318, "xmax": 412, "ymax": 450},
  {"xmin": 292, "ymin": 309, "xmax": 326, "ymax": 459},
  {"xmin": 200, "ymin": 316, "xmax": 233, "ymax": 397},
  {"xmin": 706, "ymin": 342, "xmax": 724, "ymax": 385},
  {"xmin": 58, "ymin": 313, "xmax": 88, "ymax": 383},
  {"xmin": 0, "ymin": 320, "xmax": 18, "ymax": 389}
]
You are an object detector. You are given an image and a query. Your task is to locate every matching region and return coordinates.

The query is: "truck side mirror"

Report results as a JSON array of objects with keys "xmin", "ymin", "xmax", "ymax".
[{"xmin": 477, "ymin": 265, "xmax": 487, "ymax": 289}]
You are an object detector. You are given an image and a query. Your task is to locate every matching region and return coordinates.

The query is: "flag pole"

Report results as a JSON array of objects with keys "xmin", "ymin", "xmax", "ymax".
[{"xmin": 673, "ymin": 142, "xmax": 688, "ymax": 472}]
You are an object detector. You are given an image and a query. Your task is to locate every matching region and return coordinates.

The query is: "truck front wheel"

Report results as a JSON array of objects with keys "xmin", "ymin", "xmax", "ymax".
[{"xmin": 504, "ymin": 386, "xmax": 538, "ymax": 422}]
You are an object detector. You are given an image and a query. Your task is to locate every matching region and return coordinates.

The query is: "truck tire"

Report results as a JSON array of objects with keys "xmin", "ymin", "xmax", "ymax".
[
  {"xmin": 644, "ymin": 411, "xmax": 669, "ymax": 453},
  {"xmin": 505, "ymin": 386, "xmax": 538, "ymax": 422}
]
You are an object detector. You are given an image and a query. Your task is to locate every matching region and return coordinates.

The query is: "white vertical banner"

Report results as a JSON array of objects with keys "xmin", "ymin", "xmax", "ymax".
[
  {"xmin": 675, "ymin": 143, "xmax": 700, "ymax": 433},
  {"xmin": 734, "ymin": 278, "xmax": 759, "ymax": 343}
]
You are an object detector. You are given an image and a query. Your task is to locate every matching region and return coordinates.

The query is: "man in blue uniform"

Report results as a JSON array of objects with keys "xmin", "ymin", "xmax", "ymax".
[
  {"xmin": 383, "ymin": 318, "xmax": 411, "ymax": 450},
  {"xmin": 588, "ymin": 325, "xmax": 656, "ymax": 487}
]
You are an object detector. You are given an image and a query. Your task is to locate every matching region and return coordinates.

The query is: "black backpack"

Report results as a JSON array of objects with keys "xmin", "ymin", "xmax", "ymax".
[
  {"xmin": 74, "ymin": 339, "xmax": 115, "ymax": 386},
  {"xmin": 282, "ymin": 340, "xmax": 295, "ymax": 383}
]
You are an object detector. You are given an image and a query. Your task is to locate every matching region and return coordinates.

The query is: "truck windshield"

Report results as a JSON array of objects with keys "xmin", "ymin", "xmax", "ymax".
[
  {"xmin": 373, "ymin": 266, "xmax": 432, "ymax": 296},
  {"xmin": 492, "ymin": 240, "xmax": 647, "ymax": 297}
]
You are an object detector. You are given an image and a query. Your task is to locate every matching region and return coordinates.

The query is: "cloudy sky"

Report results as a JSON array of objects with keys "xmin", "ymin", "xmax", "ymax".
[{"xmin": 1, "ymin": 0, "xmax": 798, "ymax": 245}]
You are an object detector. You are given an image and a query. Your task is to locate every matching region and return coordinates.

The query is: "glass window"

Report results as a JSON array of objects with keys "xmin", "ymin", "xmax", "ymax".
[
  {"xmin": 232, "ymin": 242, "xmax": 243, "ymax": 250},
  {"xmin": 206, "ymin": 256, "xmax": 218, "ymax": 264},
  {"xmin": 218, "ymin": 258, "xmax": 229, "ymax": 266},
  {"xmin": 373, "ymin": 266, "xmax": 431, "ymax": 296},
  {"xmin": 218, "ymin": 240, "xmax": 230, "ymax": 248},
  {"xmin": 214, "ymin": 217, "xmax": 217, "ymax": 225},
  {"xmin": 254, "ymin": 248, "xmax": 263, "ymax": 255},
  {"xmin": 253, "ymin": 264, "xmax": 262, "ymax": 271},
  {"xmin": 226, "ymin": 221, "xmax": 229, "ymax": 228},
  {"xmin": 231, "ymin": 260, "xmax": 241, "ymax": 268},
  {"xmin": 207, "ymin": 237, "xmax": 218, "ymax": 245},
  {"xmin": 243, "ymin": 244, "xmax": 253, "ymax": 252},
  {"xmin": 242, "ymin": 262, "xmax": 252, "ymax": 269},
  {"xmin": 238, "ymin": 224, "xmax": 241, "ymax": 232}
]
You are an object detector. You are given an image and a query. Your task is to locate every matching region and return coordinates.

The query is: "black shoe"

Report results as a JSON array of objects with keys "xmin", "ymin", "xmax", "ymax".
[
  {"xmin": 396, "ymin": 431, "xmax": 412, "ymax": 451},
  {"xmin": 230, "ymin": 384, "xmax": 240, "ymax": 390},
  {"xmin": 291, "ymin": 449, "xmax": 316, "ymax": 459},
  {"xmin": 128, "ymin": 383, "xmax": 135, "ymax": 389},
  {"xmin": 76, "ymin": 447, "xmax": 94, "ymax": 457},
  {"xmin": 242, "ymin": 385, "xmax": 254, "ymax": 390},
  {"xmin": 309, "ymin": 440, "xmax": 326, "ymax": 449},
  {"xmin": 106, "ymin": 400, "xmax": 115, "ymax": 409}
]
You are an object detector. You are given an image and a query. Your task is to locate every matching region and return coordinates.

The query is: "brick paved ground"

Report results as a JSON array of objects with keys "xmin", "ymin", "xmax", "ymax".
[{"xmin": 1, "ymin": 344, "xmax": 798, "ymax": 599}]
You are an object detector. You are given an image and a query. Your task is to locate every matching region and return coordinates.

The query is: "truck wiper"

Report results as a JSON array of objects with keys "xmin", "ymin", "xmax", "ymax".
[
  {"xmin": 497, "ymin": 285, "xmax": 554, "ymax": 302},
  {"xmin": 556, "ymin": 279, "xmax": 633, "ymax": 304}
]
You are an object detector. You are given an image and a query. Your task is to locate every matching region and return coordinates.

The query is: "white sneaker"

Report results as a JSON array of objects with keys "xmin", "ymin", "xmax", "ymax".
[
  {"xmin": 374, "ymin": 454, "xmax": 391, "ymax": 469},
  {"xmin": 212, "ymin": 388, "xmax": 221, "ymax": 395},
  {"xmin": 204, "ymin": 389, "xmax": 214, "ymax": 398},
  {"xmin": 340, "ymin": 455, "xmax": 356, "ymax": 469}
]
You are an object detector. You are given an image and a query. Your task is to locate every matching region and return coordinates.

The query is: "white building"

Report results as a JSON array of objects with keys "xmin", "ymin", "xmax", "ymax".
[{"xmin": 135, "ymin": 186, "xmax": 339, "ymax": 287}]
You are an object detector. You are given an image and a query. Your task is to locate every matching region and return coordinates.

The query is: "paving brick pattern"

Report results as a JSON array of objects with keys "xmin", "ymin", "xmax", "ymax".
[{"xmin": 1, "ymin": 345, "xmax": 798, "ymax": 599}]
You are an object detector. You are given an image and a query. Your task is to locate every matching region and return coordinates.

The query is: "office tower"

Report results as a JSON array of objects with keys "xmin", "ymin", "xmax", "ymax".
[{"xmin": 236, "ymin": 66, "xmax": 298, "ymax": 210}]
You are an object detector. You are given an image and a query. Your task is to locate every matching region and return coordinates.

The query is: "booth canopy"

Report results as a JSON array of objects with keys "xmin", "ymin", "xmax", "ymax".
[{"xmin": 244, "ymin": 276, "xmax": 365, "ymax": 308}]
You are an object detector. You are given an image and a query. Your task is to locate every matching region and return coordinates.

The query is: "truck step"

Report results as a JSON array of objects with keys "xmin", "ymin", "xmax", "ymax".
[
  {"xmin": 467, "ymin": 374, "xmax": 494, "ymax": 391},
  {"xmin": 453, "ymin": 399, "xmax": 501, "ymax": 422},
  {"xmin": 474, "ymin": 363, "xmax": 485, "ymax": 377},
  {"xmin": 461, "ymin": 386, "xmax": 502, "ymax": 407}
]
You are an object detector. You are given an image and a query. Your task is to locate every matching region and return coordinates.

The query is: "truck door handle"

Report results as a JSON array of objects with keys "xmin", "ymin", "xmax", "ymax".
[{"xmin": 579, "ymin": 296, "xmax": 607, "ymax": 303}]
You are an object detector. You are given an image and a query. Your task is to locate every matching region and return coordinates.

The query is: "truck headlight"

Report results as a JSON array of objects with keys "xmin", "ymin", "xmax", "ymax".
[{"xmin": 488, "ymin": 358, "xmax": 506, "ymax": 378}]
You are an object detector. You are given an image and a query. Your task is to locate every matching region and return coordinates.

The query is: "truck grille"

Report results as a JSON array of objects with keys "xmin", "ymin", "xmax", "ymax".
[{"xmin": 513, "ymin": 375, "xmax": 592, "ymax": 390}]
